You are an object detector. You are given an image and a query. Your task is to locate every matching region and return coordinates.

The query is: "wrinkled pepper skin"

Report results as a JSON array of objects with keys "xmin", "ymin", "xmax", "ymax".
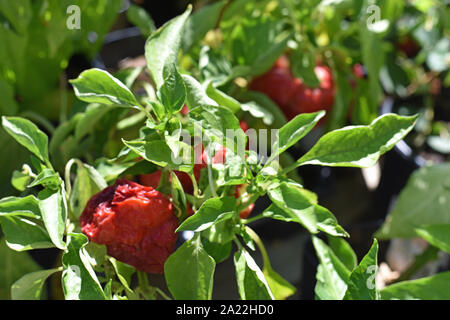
[{"xmin": 80, "ymin": 179, "xmax": 178, "ymax": 274}]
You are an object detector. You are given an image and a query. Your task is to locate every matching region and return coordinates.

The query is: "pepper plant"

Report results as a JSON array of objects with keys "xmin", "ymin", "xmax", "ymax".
[{"xmin": 0, "ymin": 3, "xmax": 427, "ymax": 300}]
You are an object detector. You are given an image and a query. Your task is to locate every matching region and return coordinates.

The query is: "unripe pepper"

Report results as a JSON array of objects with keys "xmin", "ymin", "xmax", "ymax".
[{"xmin": 80, "ymin": 179, "xmax": 178, "ymax": 274}]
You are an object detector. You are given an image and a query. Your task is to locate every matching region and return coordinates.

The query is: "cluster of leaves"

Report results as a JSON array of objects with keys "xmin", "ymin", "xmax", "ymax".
[
  {"xmin": 0, "ymin": 0, "xmax": 123, "ymax": 197},
  {"xmin": 180, "ymin": 0, "xmax": 449, "ymax": 154},
  {"xmin": 0, "ymin": 3, "xmax": 422, "ymax": 300}
]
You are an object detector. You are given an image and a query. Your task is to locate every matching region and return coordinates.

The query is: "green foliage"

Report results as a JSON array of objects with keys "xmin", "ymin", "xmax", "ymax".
[
  {"xmin": 127, "ymin": 4, "xmax": 156, "ymax": 38},
  {"xmin": 145, "ymin": 6, "xmax": 192, "ymax": 89},
  {"xmin": 0, "ymin": 1, "xmax": 443, "ymax": 301},
  {"xmin": 376, "ymin": 163, "xmax": 450, "ymax": 239},
  {"xmin": 2, "ymin": 117, "xmax": 51, "ymax": 166},
  {"xmin": 165, "ymin": 235, "xmax": 215, "ymax": 300},
  {"xmin": 11, "ymin": 268, "xmax": 61, "ymax": 300},
  {"xmin": 234, "ymin": 247, "xmax": 274, "ymax": 300},
  {"xmin": 0, "ymin": 238, "xmax": 42, "ymax": 299},
  {"xmin": 343, "ymin": 239, "xmax": 379, "ymax": 300},
  {"xmin": 70, "ymin": 69, "xmax": 141, "ymax": 108},
  {"xmin": 177, "ymin": 197, "xmax": 236, "ymax": 232},
  {"xmin": 296, "ymin": 114, "xmax": 418, "ymax": 168},
  {"xmin": 62, "ymin": 233, "xmax": 106, "ymax": 300},
  {"xmin": 415, "ymin": 225, "xmax": 450, "ymax": 254},
  {"xmin": 381, "ymin": 271, "xmax": 450, "ymax": 300}
]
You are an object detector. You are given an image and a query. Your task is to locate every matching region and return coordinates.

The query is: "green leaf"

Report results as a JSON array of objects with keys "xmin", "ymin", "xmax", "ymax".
[
  {"xmin": 38, "ymin": 188, "xmax": 67, "ymax": 250},
  {"xmin": 267, "ymin": 183, "xmax": 347, "ymax": 236},
  {"xmin": 296, "ymin": 113, "xmax": 418, "ymax": 168},
  {"xmin": 28, "ymin": 168, "xmax": 60, "ymax": 189},
  {"xmin": 177, "ymin": 197, "xmax": 236, "ymax": 232},
  {"xmin": 328, "ymin": 72, "xmax": 353, "ymax": 131},
  {"xmin": 381, "ymin": 271, "xmax": 450, "ymax": 300},
  {"xmin": 11, "ymin": 170, "xmax": 31, "ymax": 192},
  {"xmin": 189, "ymin": 105, "xmax": 246, "ymax": 151},
  {"xmin": 127, "ymin": 4, "xmax": 156, "ymax": 37},
  {"xmin": 201, "ymin": 236, "xmax": 232, "ymax": 264},
  {"xmin": 62, "ymin": 233, "xmax": 106, "ymax": 300},
  {"xmin": 240, "ymin": 101, "xmax": 275, "ymax": 126},
  {"xmin": 83, "ymin": 242, "xmax": 107, "ymax": 269},
  {"xmin": 70, "ymin": 162, "xmax": 104, "ymax": 220},
  {"xmin": 315, "ymin": 205, "xmax": 349, "ymax": 238},
  {"xmin": 263, "ymin": 266, "xmax": 296, "ymax": 300},
  {"xmin": 360, "ymin": 26, "xmax": 384, "ymax": 119},
  {"xmin": 170, "ymin": 171, "xmax": 188, "ymax": 219},
  {"xmin": 145, "ymin": 6, "xmax": 192, "ymax": 88},
  {"xmin": 344, "ymin": 239, "xmax": 379, "ymax": 300},
  {"xmin": 290, "ymin": 49, "xmax": 320, "ymax": 87},
  {"xmin": 376, "ymin": 163, "xmax": 450, "ymax": 239},
  {"xmin": 270, "ymin": 111, "xmax": 325, "ymax": 161},
  {"xmin": 182, "ymin": 74, "xmax": 218, "ymax": 109},
  {"xmin": 83, "ymin": 163, "xmax": 108, "ymax": 190},
  {"xmin": 182, "ymin": 0, "xmax": 226, "ymax": 52},
  {"xmin": 234, "ymin": 248, "xmax": 274, "ymax": 300},
  {"xmin": 0, "ymin": 216, "xmax": 53, "ymax": 251},
  {"xmin": 415, "ymin": 225, "xmax": 450, "ymax": 254},
  {"xmin": 202, "ymin": 219, "xmax": 236, "ymax": 244},
  {"xmin": 122, "ymin": 139, "xmax": 192, "ymax": 172},
  {"xmin": 2, "ymin": 116, "xmax": 50, "ymax": 165},
  {"xmin": 205, "ymin": 82, "xmax": 241, "ymax": 113},
  {"xmin": 241, "ymin": 91, "xmax": 288, "ymax": 129},
  {"xmin": 109, "ymin": 257, "xmax": 135, "ymax": 293},
  {"xmin": 165, "ymin": 235, "xmax": 215, "ymax": 300},
  {"xmin": 0, "ymin": 238, "xmax": 41, "ymax": 299},
  {"xmin": 158, "ymin": 67, "xmax": 186, "ymax": 115},
  {"xmin": 199, "ymin": 46, "xmax": 233, "ymax": 85},
  {"xmin": 379, "ymin": 50, "xmax": 410, "ymax": 97},
  {"xmin": 312, "ymin": 236, "xmax": 350, "ymax": 300},
  {"xmin": 327, "ymin": 235, "xmax": 358, "ymax": 271},
  {"xmin": 11, "ymin": 268, "xmax": 60, "ymax": 300},
  {"xmin": 0, "ymin": 196, "xmax": 41, "ymax": 219},
  {"xmin": 75, "ymin": 104, "xmax": 114, "ymax": 141},
  {"xmin": 231, "ymin": 17, "xmax": 288, "ymax": 77},
  {"xmin": 70, "ymin": 69, "xmax": 140, "ymax": 108}
]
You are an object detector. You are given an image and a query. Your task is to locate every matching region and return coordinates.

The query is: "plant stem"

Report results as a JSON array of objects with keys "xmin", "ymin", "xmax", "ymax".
[
  {"xmin": 137, "ymin": 270, "xmax": 150, "ymax": 292},
  {"xmin": 245, "ymin": 226, "xmax": 271, "ymax": 268},
  {"xmin": 242, "ymin": 214, "xmax": 265, "ymax": 225},
  {"xmin": 207, "ymin": 164, "xmax": 218, "ymax": 198},
  {"xmin": 214, "ymin": 0, "xmax": 232, "ymax": 29},
  {"xmin": 392, "ymin": 245, "xmax": 439, "ymax": 284},
  {"xmin": 281, "ymin": 162, "xmax": 299, "ymax": 176},
  {"xmin": 190, "ymin": 172, "xmax": 200, "ymax": 197},
  {"xmin": 155, "ymin": 288, "xmax": 172, "ymax": 300}
]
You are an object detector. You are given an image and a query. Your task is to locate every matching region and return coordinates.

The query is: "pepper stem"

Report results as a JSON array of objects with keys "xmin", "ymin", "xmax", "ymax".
[{"xmin": 244, "ymin": 226, "xmax": 271, "ymax": 268}]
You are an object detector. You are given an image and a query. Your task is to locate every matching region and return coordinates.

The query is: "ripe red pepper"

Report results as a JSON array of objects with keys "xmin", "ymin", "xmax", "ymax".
[
  {"xmin": 249, "ymin": 56, "xmax": 335, "ymax": 121},
  {"xmin": 80, "ymin": 179, "xmax": 178, "ymax": 274}
]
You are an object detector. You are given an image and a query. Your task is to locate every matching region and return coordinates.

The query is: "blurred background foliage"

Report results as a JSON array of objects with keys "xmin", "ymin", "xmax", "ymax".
[{"xmin": 0, "ymin": 0, "xmax": 123, "ymax": 197}]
